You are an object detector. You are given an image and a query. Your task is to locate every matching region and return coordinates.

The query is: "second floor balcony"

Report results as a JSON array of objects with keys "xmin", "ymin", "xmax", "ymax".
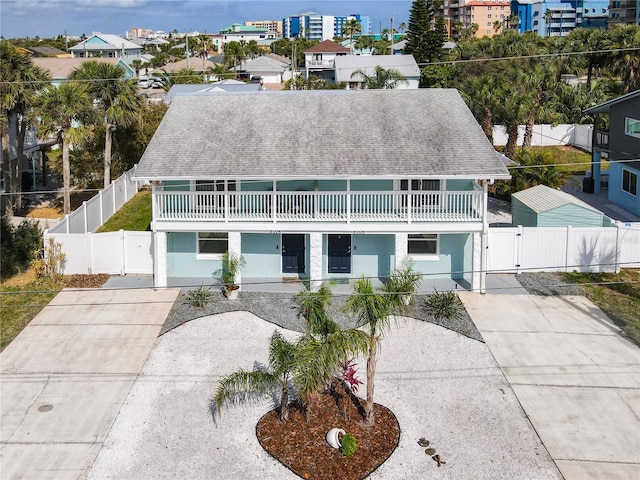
[
  {"xmin": 153, "ymin": 189, "xmax": 484, "ymax": 225},
  {"xmin": 306, "ymin": 59, "xmax": 335, "ymax": 69}
]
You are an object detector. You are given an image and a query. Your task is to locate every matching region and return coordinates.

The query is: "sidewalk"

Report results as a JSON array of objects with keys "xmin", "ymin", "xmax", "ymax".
[
  {"xmin": 459, "ymin": 292, "xmax": 640, "ymax": 480},
  {"xmin": 0, "ymin": 288, "xmax": 180, "ymax": 480}
]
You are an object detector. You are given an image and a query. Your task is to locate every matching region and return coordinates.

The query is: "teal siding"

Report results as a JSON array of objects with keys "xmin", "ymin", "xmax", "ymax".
[
  {"xmin": 412, "ymin": 234, "xmax": 471, "ymax": 282},
  {"xmin": 276, "ymin": 180, "xmax": 315, "ymax": 191},
  {"xmin": 241, "ymin": 180, "xmax": 272, "ymax": 192},
  {"xmin": 241, "ymin": 233, "xmax": 282, "ymax": 277},
  {"xmin": 317, "ymin": 180, "xmax": 348, "ymax": 191},
  {"xmin": 538, "ymin": 205, "xmax": 604, "ymax": 227},
  {"xmin": 445, "ymin": 179, "xmax": 474, "ymax": 191},
  {"xmin": 512, "ymin": 198, "xmax": 538, "ymax": 227},
  {"xmin": 162, "ymin": 180, "xmax": 189, "ymax": 191},
  {"xmin": 350, "ymin": 180, "xmax": 393, "ymax": 191},
  {"xmin": 167, "ymin": 232, "xmax": 220, "ymax": 277}
]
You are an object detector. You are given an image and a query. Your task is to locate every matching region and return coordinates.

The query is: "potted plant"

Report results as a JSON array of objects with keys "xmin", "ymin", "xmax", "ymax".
[
  {"xmin": 383, "ymin": 260, "xmax": 422, "ymax": 308},
  {"xmin": 215, "ymin": 251, "xmax": 246, "ymax": 300}
]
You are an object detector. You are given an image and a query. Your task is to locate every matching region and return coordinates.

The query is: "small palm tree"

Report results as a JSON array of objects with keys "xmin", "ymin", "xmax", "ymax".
[
  {"xmin": 37, "ymin": 82, "xmax": 94, "ymax": 214},
  {"xmin": 343, "ymin": 18, "xmax": 362, "ymax": 53},
  {"xmin": 215, "ymin": 331, "xmax": 297, "ymax": 422},
  {"xmin": 350, "ymin": 65, "xmax": 408, "ymax": 89},
  {"xmin": 345, "ymin": 276, "xmax": 392, "ymax": 425}
]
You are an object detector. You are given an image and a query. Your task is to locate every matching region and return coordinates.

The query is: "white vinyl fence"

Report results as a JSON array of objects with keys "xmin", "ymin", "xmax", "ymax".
[
  {"xmin": 493, "ymin": 124, "xmax": 593, "ymax": 150},
  {"xmin": 44, "ymin": 230, "xmax": 153, "ymax": 275},
  {"xmin": 487, "ymin": 223, "xmax": 640, "ymax": 274},
  {"xmin": 48, "ymin": 166, "xmax": 140, "ymax": 234}
]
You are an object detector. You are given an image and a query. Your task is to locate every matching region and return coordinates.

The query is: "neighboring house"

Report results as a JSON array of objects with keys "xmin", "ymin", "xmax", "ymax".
[
  {"xmin": 133, "ymin": 89, "xmax": 510, "ymax": 291},
  {"xmin": 31, "ymin": 57, "xmax": 136, "ymax": 85},
  {"xmin": 233, "ymin": 56, "xmax": 290, "ymax": 83},
  {"xmin": 68, "ymin": 33, "xmax": 143, "ymax": 59},
  {"xmin": 304, "ymin": 40, "xmax": 350, "ymax": 80},
  {"xmin": 585, "ymin": 89, "xmax": 640, "ymax": 217},
  {"xmin": 219, "ymin": 23, "xmax": 277, "ymax": 50},
  {"xmin": 164, "ymin": 81, "xmax": 262, "ymax": 103},
  {"xmin": 512, "ymin": 185, "xmax": 612, "ymax": 227},
  {"xmin": 334, "ymin": 55, "xmax": 420, "ymax": 89},
  {"xmin": 23, "ymin": 46, "xmax": 70, "ymax": 58}
]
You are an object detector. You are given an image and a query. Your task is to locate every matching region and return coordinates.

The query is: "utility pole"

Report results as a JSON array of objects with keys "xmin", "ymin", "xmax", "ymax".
[
  {"xmin": 390, "ymin": 17, "xmax": 394, "ymax": 55},
  {"xmin": 186, "ymin": 29, "xmax": 190, "ymax": 69}
]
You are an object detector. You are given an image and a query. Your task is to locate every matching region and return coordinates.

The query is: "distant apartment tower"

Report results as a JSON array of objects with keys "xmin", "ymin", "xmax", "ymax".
[
  {"xmin": 511, "ymin": 0, "xmax": 609, "ymax": 36},
  {"xmin": 245, "ymin": 20, "xmax": 283, "ymax": 35},
  {"xmin": 442, "ymin": 0, "xmax": 511, "ymax": 39},
  {"xmin": 607, "ymin": 0, "xmax": 640, "ymax": 25},
  {"xmin": 283, "ymin": 12, "xmax": 371, "ymax": 40},
  {"xmin": 126, "ymin": 27, "xmax": 153, "ymax": 39}
]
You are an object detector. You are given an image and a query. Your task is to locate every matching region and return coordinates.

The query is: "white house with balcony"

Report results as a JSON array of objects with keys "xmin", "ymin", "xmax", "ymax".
[
  {"xmin": 133, "ymin": 89, "xmax": 510, "ymax": 291},
  {"xmin": 304, "ymin": 40, "xmax": 350, "ymax": 81}
]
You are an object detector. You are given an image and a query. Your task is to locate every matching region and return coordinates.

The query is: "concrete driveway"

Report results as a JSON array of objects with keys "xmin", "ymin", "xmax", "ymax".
[
  {"xmin": 459, "ymin": 293, "xmax": 640, "ymax": 480},
  {"xmin": 0, "ymin": 288, "xmax": 179, "ymax": 480}
]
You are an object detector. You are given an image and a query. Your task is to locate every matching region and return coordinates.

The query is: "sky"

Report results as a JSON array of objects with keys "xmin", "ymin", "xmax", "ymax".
[{"xmin": 0, "ymin": 0, "xmax": 413, "ymax": 39}]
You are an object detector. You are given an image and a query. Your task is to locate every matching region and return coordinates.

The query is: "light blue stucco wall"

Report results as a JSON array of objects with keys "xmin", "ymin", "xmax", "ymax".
[
  {"xmin": 241, "ymin": 233, "xmax": 285, "ymax": 277},
  {"xmin": 411, "ymin": 233, "xmax": 471, "ymax": 282},
  {"xmin": 167, "ymin": 232, "xmax": 220, "ymax": 278},
  {"xmin": 608, "ymin": 162, "xmax": 640, "ymax": 217}
]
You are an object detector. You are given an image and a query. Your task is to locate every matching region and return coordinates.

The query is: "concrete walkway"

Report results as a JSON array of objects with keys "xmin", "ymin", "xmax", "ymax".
[
  {"xmin": 0, "ymin": 288, "xmax": 180, "ymax": 480},
  {"xmin": 459, "ymin": 293, "xmax": 640, "ymax": 480}
]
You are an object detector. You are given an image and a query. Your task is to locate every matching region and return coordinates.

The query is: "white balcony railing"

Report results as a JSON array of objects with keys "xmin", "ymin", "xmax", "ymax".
[
  {"xmin": 154, "ymin": 190, "xmax": 483, "ymax": 224},
  {"xmin": 306, "ymin": 59, "xmax": 335, "ymax": 68}
]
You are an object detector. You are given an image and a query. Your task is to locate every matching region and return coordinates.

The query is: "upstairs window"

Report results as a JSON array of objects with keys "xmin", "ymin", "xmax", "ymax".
[
  {"xmin": 625, "ymin": 118, "xmax": 640, "ymax": 139},
  {"xmin": 622, "ymin": 168, "xmax": 638, "ymax": 196}
]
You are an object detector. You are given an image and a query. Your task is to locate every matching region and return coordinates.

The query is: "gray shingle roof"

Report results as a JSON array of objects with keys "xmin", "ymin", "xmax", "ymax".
[{"xmin": 134, "ymin": 89, "xmax": 511, "ymax": 180}]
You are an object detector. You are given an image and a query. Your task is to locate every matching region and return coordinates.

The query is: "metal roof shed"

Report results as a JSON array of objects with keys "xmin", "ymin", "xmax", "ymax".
[{"xmin": 512, "ymin": 185, "xmax": 611, "ymax": 227}]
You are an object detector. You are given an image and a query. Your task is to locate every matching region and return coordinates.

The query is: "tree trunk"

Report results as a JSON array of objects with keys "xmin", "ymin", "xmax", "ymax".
[
  {"xmin": 365, "ymin": 339, "xmax": 378, "ymax": 425},
  {"xmin": 104, "ymin": 123, "xmax": 114, "ymax": 189},
  {"xmin": 2, "ymin": 122, "xmax": 14, "ymax": 216},
  {"xmin": 279, "ymin": 380, "xmax": 289, "ymax": 422},
  {"xmin": 504, "ymin": 123, "xmax": 519, "ymax": 161},
  {"xmin": 15, "ymin": 118, "xmax": 27, "ymax": 213},
  {"xmin": 62, "ymin": 137, "xmax": 71, "ymax": 214},
  {"xmin": 481, "ymin": 107, "xmax": 494, "ymax": 145},
  {"xmin": 522, "ymin": 115, "xmax": 535, "ymax": 148}
]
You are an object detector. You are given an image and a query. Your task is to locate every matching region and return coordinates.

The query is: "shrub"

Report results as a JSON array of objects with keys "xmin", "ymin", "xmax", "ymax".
[
  {"xmin": 0, "ymin": 216, "xmax": 42, "ymax": 279},
  {"xmin": 185, "ymin": 285, "xmax": 213, "ymax": 307},
  {"xmin": 341, "ymin": 433, "xmax": 357, "ymax": 457},
  {"xmin": 423, "ymin": 290, "xmax": 464, "ymax": 321},
  {"xmin": 32, "ymin": 236, "xmax": 66, "ymax": 282}
]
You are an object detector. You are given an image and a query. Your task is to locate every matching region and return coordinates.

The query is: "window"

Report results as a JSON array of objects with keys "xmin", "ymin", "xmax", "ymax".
[
  {"xmin": 625, "ymin": 118, "xmax": 640, "ymax": 138},
  {"xmin": 408, "ymin": 234, "xmax": 439, "ymax": 256},
  {"xmin": 622, "ymin": 169, "xmax": 638, "ymax": 196},
  {"xmin": 195, "ymin": 179, "xmax": 236, "ymax": 210},
  {"xmin": 487, "ymin": 5, "xmax": 492, "ymax": 10},
  {"xmin": 500, "ymin": 5, "xmax": 505, "ymax": 9},
  {"xmin": 400, "ymin": 179, "xmax": 441, "ymax": 207},
  {"xmin": 197, "ymin": 232, "xmax": 228, "ymax": 256},
  {"xmin": 488, "ymin": 14, "xmax": 492, "ymax": 18}
]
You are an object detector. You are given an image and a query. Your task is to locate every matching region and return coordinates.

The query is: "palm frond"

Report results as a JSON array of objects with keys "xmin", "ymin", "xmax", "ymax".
[{"xmin": 214, "ymin": 369, "xmax": 277, "ymax": 412}]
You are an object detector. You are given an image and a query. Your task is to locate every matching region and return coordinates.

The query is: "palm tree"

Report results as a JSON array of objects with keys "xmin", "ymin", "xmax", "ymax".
[
  {"xmin": 0, "ymin": 42, "xmax": 51, "ymax": 214},
  {"xmin": 608, "ymin": 24, "xmax": 640, "ymax": 94},
  {"xmin": 343, "ymin": 18, "xmax": 362, "ymax": 53},
  {"xmin": 130, "ymin": 59, "xmax": 143, "ymax": 77},
  {"xmin": 493, "ymin": 20, "xmax": 503, "ymax": 35},
  {"xmin": 345, "ymin": 276, "xmax": 393, "ymax": 425},
  {"xmin": 70, "ymin": 62, "xmax": 141, "ymax": 188},
  {"xmin": 192, "ymin": 34, "xmax": 214, "ymax": 72},
  {"xmin": 215, "ymin": 331, "xmax": 297, "ymax": 422},
  {"xmin": 399, "ymin": 22, "xmax": 407, "ymax": 35},
  {"xmin": 350, "ymin": 65, "xmax": 408, "ymax": 89},
  {"xmin": 37, "ymin": 82, "xmax": 94, "ymax": 214},
  {"xmin": 544, "ymin": 10, "xmax": 553, "ymax": 37}
]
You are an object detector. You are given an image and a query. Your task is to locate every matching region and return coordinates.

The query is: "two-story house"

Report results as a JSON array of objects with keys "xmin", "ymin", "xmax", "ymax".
[
  {"xmin": 133, "ymin": 89, "xmax": 510, "ymax": 292},
  {"xmin": 585, "ymin": 89, "xmax": 640, "ymax": 217},
  {"xmin": 68, "ymin": 34, "xmax": 143, "ymax": 59},
  {"xmin": 304, "ymin": 40, "xmax": 350, "ymax": 81}
]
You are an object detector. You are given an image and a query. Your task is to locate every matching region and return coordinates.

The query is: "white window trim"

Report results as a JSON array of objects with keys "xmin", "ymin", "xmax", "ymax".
[
  {"xmin": 196, "ymin": 232, "xmax": 228, "ymax": 260},
  {"xmin": 625, "ymin": 117, "xmax": 640, "ymax": 139},
  {"xmin": 621, "ymin": 168, "xmax": 638, "ymax": 197},
  {"xmin": 408, "ymin": 233, "xmax": 440, "ymax": 261}
]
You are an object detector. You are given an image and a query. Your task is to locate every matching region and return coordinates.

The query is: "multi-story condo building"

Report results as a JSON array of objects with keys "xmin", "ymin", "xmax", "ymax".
[
  {"xmin": 442, "ymin": 0, "xmax": 511, "ymax": 39},
  {"xmin": 283, "ymin": 12, "xmax": 371, "ymax": 40},
  {"xmin": 607, "ymin": 0, "xmax": 640, "ymax": 25},
  {"xmin": 335, "ymin": 14, "xmax": 372, "ymax": 35},
  {"xmin": 511, "ymin": 0, "xmax": 609, "ymax": 36},
  {"xmin": 244, "ymin": 20, "xmax": 283, "ymax": 35}
]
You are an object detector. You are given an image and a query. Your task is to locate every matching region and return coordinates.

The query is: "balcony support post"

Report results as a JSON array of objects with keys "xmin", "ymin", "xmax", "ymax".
[{"xmin": 593, "ymin": 150, "xmax": 602, "ymax": 194}]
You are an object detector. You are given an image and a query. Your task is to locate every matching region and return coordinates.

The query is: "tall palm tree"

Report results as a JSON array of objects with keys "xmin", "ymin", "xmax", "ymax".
[
  {"xmin": 492, "ymin": 20, "xmax": 503, "ymax": 35},
  {"xmin": 0, "ymin": 42, "xmax": 51, "ymax": 214},
  {"xmin": 215, "ymin": 331, "xmax": 297, "ymax": 422},
  {"xmin": 608, "ymin": 24, "xmax": 640, "ymax": 93},
  {"xmin": 350, "ymin": 65, "xmax": 408, "ymax": 89},
  {"xmin": 192, "ymin": 34, "xmax": 214, "ymax": 72},
  {"xmin": 345, "ymin": 276, "xmax": 393, "ymax": 425},
  {"xmin": 37, "ymin": 82, "xmax": 94, "ymax": 214},
  {"xmin": 399, "ymin": 22, "xmax": 407, "ymax": 35},
  {"xmin": 70, "ymin": 62, "xmax": 141, "ymax": 188},
  {"xmin": 343, "ymin": 18, "xmax": 362, "ymax": 53},
  {"xmin": 544, "ymin": 10, "xmax": 553, "ymax": 37}
]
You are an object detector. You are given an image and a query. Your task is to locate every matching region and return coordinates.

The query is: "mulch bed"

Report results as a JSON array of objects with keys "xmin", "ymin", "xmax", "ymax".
[
  {"xmin": 257, "ymin": 382, "xmax": 400, "ymax": 480},
  {"xmin": 62, "ymin": 274, "xmax": 111, "ymax": 289}
]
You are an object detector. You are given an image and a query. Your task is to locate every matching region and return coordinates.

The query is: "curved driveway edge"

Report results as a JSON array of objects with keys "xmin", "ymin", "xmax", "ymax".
[
  {"xmin": 0, "ymin": 287, "xmax": 180, "ymax": 480},
  {"xmin": 459, "ymin": 292, "xmax": 640, "ymax": 480}
]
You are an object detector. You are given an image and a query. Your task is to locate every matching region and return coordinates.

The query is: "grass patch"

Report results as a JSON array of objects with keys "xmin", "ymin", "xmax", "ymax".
[
  {"xmin": 0, "ymin": 279, "xmax": 60, "ymax": 351},
  {"xmin": 524, "ymin": 146, "xmax": 608, "ymax": 173},
  {"xmin": 565, "ymin": 269, "xmax": 640, "ymax": 345},
  {"xmin": 97, "ymin": 189, "xmax": 152, "ymax": 232}
]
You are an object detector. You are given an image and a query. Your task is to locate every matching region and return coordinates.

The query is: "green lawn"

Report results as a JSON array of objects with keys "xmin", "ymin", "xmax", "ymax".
[
  {"xmin": 523, "ymin": 146, "xmax": 608, "ymax": 173},
  {"xmin": 0, "ymin": 280, "xmax": 59, "ymax": 351},
  {"xmin": 565, "ymin": 269, "xmax": 640, "ymax": 346},
  {"xmin": 97, "ymin": 189, "xmax": 152, "ymax": 232}
]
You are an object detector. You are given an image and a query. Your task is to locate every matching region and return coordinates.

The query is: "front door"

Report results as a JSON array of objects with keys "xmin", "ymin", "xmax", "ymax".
[
  {"xmin": 328, "ymin": 234, "xmax": 351, "ymax": 274},
  {"xmin": 282, "ymin": 234, "xmax": 305, "ymax": 274}
]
